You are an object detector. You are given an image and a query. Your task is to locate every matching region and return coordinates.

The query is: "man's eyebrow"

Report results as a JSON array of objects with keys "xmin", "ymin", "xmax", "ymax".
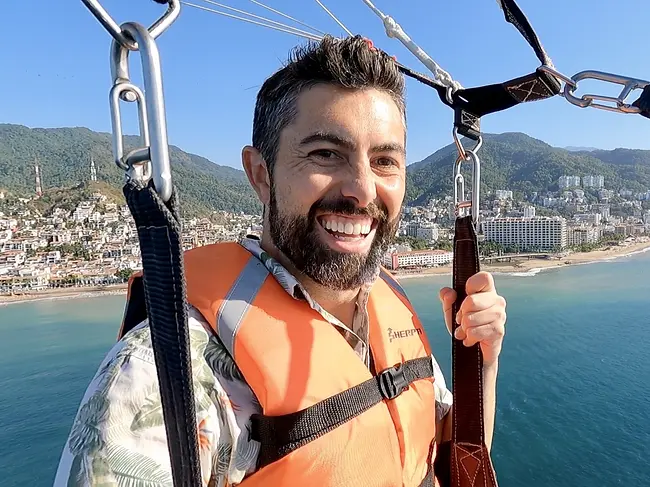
[
  {"xmin": 299, "ymin": 132, "xmax": 356, "ymax": 151},
  {"xmin": 299, "ymin": 132, "xmax": 405, "ymax": 156},
  {"xmin": 371, "ymin": 143, "xmax": 406, "ymax": 157}
]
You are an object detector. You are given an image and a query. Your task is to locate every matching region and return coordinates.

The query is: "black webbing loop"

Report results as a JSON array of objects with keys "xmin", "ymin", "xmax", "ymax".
[
  {"xmin": 398, "ymin": 0, "xmax": 561, "ymax": 140},
  {"xmin": 498, "ymin": 0, "xmax": 552, "ymax": 66},
  {"xmin": 124, "ymin": 179, "xmax": 203, "ymax": 487},
  {"xmin": 632, "ymin": 85, "xmax": 650, "ymax": 118},
  {"xmin": 250, "ymin": 356, "xmax": 434, "ymax": 468}
]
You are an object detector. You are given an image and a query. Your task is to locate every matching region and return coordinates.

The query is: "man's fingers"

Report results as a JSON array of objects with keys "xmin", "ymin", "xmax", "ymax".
[
  {"xmin": 465, "ymin": 271, "xmax": 496, "ymax": 296},
  {"xmin": 439, "ymin": 287, "xmax": 456, "ymax": 305},
  {"xmin": 459, "ymin": 292, "xmax": 506, "ymax": 316},
  {"xmin": 459, "ymin": 323, "xmax": 502, "ymax": 347},
  {"xmin": 460, "ymin": 306, "xmax": 506, "ymax": 328},
  {"xmin": 440, "ymin": 287, "xmax": 457, "ymax": 334},
  {"xmin": 454, "ymin": 325, "xmax": 467, "ymax": 341}
]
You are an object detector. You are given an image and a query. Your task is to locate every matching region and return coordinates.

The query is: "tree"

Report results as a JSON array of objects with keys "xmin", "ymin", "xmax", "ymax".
[{"xmin": 114, "ymin": 269, "xmax": 133, "ymax": 282}]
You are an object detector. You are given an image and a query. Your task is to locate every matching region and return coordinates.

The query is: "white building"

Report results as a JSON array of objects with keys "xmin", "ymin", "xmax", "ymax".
[
  {"xmin": 582, "ymin": 175, "xmax": 604, "ymax": 188},
  {"xmin": 574, "ymin": 213, "xmax": 602, "ymax": 226},
  {"xmin": 416, "ymin": 225, "xmax": 439, "ymax": 242},
  {"xmin": 593, "ymin": 204, "xmax": 610, "ymax": 220},
  {"xmin": 383, "ymin": 250, "xmax": 453, "ymax": 270},
  {"xmin": 567, "ymin": 226, "xmax": 601, "ymax": 246},
  {"xmin": 559, "ymin": 176, "xmax": 581, "ymax": 189},
  {"xmin": 73, "ymin": 202, "xmax": 95, "ymax": 222},
  {"xmin": 495, "ymin": 190, "xmax": 513, "ymax": 200},
  {"xmin": 523, "ymin": 206, "xmax": 536, "ymax": 218},
  {"xmin": 482, "ymin": 216, "xmax": 567, "ymax": 251}
]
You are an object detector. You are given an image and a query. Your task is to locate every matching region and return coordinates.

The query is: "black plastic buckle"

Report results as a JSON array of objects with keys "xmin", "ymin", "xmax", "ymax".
[{"xmin": 378, "ymin": 363, "xmax": 409, "ymax": 400}]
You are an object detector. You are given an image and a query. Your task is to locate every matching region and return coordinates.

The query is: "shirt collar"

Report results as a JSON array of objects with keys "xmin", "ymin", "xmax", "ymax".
[{"xmin": 238, "ymin": 235, "xmax": 374, "ymax": 351}]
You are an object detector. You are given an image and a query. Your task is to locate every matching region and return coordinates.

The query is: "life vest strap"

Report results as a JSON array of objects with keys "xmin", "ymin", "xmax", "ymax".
[{"xmin": 250, "ymin": 356, "xmax": 434, "ymax": 468}]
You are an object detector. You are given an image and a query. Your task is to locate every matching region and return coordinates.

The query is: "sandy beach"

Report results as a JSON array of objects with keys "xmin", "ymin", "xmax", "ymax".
[
  {"xmin": 2, "ymin": 238, "xmax": 649, "ymax": 304},
  {"xmin": 394, "ymin": 238, "xmax": 650, "ymax": 279},
  {"xmin": 0, "ymin": 284, "xmax": 128, "ymax": 306}
]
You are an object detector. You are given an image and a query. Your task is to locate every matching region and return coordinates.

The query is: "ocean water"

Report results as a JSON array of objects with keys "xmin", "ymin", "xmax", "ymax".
[{"xmin": 1, "ymin": 253, "xmax": 649, "ymax": 486}]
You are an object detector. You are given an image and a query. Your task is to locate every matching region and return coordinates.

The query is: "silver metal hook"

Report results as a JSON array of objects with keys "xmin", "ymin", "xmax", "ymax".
[
  {"xmin": 81, "ymin": 0, "xmax": 181, "ymax": 51},
  {"xmin": 453, "ymin": 149, "xmax": 481, "ymax": 225},
  {"xmin": 109, "ymin": 22, "xmax": 172, "ymax": 203}
]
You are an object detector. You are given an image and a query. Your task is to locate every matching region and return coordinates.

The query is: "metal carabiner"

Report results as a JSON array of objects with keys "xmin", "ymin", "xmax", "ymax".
[
  {"xmin": 563, "ymin": 70, "xmax": 650, "ymax": 114},
  {"xmin": 110, "ymin": 22, "xmax": 172, "ymax": 203},
  {"xmin": 81, "ymin": 0, "xmax": 181, "ymax": 51},
  {"xmin": 452, "ymin": 126, "xmax": 482, "ymax": 162},
  {"xmin": 453, "ymin": 149, "xmax": 481, "ymax": 225}
]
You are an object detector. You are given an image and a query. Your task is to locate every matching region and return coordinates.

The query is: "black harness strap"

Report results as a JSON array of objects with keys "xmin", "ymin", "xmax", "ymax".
[
  {"xmin": 498, "ymin": 0, "xmax": 552, "ymax": 67},
  {"xmin": 250, "ymin": 356, "xmax": 434, "ymax": 468},
  {"xmin": 123, "ymin": 179, "xmax": 203, "ymax": 487},
  {"xmin": 632, "ymin": 85, "xmax": 650, "ymax": 118},
  {"xmin": 399, "ymin": 0, "xmax": 561, "ymax": 140}
]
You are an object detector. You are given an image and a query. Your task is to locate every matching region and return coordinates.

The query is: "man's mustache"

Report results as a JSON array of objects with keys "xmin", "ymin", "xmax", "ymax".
[{"xmin": 310, "ymin": 198, "xmax": 388, "ymax": 223}]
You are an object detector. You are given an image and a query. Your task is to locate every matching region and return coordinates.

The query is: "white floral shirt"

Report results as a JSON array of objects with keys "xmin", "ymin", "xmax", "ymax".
[{"xmin": 54, "ymin": 237, "xmax": 452, "ymax": 486}]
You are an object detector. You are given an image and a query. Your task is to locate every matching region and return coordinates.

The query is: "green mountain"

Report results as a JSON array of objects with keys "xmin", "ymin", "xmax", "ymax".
[
  {"xmin": 406, "ymin": 132, "xmax": 650, "ymax": 205},
  {"xmin": 2, "ymin": 125, "xmax": 650, "ymax": 215},
  {"xmin": 0, "ymin": 124, "xmax": 261, "ymax": 216}
]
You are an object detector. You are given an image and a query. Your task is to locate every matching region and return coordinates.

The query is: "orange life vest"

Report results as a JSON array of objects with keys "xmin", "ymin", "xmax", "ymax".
[{"xmin": 121, "ymin": 241, "xmax": 439, "ymax": 487}]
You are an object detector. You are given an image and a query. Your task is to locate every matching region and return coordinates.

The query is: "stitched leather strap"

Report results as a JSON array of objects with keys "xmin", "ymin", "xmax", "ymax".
[{"xmin": 448, "ymin": 216, "xmax": 498, "ymax": 487}]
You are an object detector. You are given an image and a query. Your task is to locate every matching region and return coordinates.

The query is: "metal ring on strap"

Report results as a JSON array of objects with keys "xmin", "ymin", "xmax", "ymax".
[{"xmin": 81, "ymin": 0, "xmax": 180, "ymax": 50}]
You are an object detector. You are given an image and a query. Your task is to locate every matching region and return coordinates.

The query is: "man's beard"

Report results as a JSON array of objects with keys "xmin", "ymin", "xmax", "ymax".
[{"xmin": 267, "ymin": 185, "xmax": 400, "ymax": 290}]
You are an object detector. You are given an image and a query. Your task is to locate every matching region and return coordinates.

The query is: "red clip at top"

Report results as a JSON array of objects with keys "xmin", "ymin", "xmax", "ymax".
[
  {"xmin": 363, "ymin": 37, "xmax": 376, "ymax": 51},
  {"xmin": 363, "ymin": 37, "xmax": 397, "ymax": 61}
]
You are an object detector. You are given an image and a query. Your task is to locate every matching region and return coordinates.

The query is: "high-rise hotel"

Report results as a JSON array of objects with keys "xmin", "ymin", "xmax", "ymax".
[{"xmin": 481, "ymin": 216, "xmax": 567, "ymax": 251}]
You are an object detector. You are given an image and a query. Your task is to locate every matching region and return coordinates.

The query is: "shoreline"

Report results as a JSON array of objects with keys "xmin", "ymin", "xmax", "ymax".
[
  {"xmin": 0, "ymin": 284, "xmax": 128, "ymax": 307},
  {"xmin": 393, "ymin": 239, "xmax": 650, "ymax": 280},
  {"xmin": 2, "ymin": 240, "xmax": 649, "ymax": 305}
]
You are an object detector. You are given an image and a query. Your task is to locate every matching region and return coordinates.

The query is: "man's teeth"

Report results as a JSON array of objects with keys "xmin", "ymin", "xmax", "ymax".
[{"xmin": 321, "ymin": 218, "xmax": 372, "ymax": 235}]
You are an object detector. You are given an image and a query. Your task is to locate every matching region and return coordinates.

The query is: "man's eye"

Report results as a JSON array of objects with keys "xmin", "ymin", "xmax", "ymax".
[
  {"xmin": 310, "ymin": 149, "xmax": 338, "ymax": 159},
  {"xmin": 375, "ymin": 157, "xmax": 397, "ymax": 167}
]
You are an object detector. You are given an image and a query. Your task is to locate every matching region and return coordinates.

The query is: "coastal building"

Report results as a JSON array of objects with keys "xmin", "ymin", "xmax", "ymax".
[
  {"xmin": 574, "ymin": 213, "xmax": 602, "ymax": 226},
  {"xmin": 482, "ymin": 216, "xmax": 567, "ymax": 251},
  {"xmin": 567, "ymin": 226, "xmax": 601, "ymax": 246},
  {"xmin": 383, "ymin": 249, "xmax": 453, "ymax": 270}
]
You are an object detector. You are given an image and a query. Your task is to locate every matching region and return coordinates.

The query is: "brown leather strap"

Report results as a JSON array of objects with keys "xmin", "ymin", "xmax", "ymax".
[{"xmin": 449, "ymin": 215, "xmax": 498, "ymax": 487}]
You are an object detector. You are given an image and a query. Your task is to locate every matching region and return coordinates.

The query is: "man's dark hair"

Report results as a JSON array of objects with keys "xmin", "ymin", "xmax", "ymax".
[{"xmin": 252, "ymin": 35, "xmax": 406, "ymax": 175}]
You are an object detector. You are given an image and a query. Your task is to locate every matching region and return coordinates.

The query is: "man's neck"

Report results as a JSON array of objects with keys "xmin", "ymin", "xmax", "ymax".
[{"xmin": 260, "ymin": 235, "xmax": 360, "ymax": 327}]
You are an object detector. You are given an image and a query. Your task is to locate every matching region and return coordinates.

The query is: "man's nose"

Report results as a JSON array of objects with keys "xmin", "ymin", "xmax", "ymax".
[{"xmin": 340, "ymin": 160, "xmax": 377, "ymax": 208}]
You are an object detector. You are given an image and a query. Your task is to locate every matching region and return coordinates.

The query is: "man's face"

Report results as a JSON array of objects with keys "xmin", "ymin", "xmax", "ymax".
[{"xmin": 267, "ymin": 85, "xmax": 406, "ymax": 290}]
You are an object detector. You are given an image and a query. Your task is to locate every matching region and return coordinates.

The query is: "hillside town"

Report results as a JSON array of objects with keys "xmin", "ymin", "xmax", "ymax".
[{"xmin": 1, "ymin": 172, "xmax": 650, "ymax": 294}]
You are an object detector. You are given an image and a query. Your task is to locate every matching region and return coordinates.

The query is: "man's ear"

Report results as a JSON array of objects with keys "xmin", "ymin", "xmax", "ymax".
[{"xmin": 242, "ymin": 145, "xmax": 271, "ymax": 206}]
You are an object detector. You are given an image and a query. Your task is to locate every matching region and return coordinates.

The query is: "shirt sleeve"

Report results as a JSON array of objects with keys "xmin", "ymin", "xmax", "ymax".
[
  {"xmin": 53, "ymin": 316, "xmax": 229, "ymax": 487},
  {"xmin": 431, "ymin": 354, "xmax": 453, "ymax": 421}
]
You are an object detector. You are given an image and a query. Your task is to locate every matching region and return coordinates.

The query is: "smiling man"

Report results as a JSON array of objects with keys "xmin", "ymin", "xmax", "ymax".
[{"xmin": 56, "ymin": 35, "xmax": 506, "ymax": 487}]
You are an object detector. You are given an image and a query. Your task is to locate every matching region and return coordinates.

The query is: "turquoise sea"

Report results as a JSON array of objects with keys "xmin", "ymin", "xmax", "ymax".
[{"xmin": 1, "ymin": 252, "xmax": 649, "ymax": 486}]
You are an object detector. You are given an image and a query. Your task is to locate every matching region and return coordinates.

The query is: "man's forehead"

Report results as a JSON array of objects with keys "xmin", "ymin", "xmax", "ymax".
[{"xmin": 289, "ymin": 84, "xmax": 406, "ymax": 144}]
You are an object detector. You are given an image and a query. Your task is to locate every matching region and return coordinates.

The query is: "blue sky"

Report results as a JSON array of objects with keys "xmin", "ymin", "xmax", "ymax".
[{"xmin": 3, "ymin": 0, "xmax": 650, "ymax": 169}]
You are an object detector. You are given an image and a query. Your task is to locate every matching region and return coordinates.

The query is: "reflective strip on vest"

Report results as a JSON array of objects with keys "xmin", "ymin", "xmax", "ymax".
[
  {"xmin": 380, "ymin": 268, "xmax": 410, "ymax": 303},
  {"xmin": 216, "ymin": 256, "xmax": 269, "ymax": 358}
]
